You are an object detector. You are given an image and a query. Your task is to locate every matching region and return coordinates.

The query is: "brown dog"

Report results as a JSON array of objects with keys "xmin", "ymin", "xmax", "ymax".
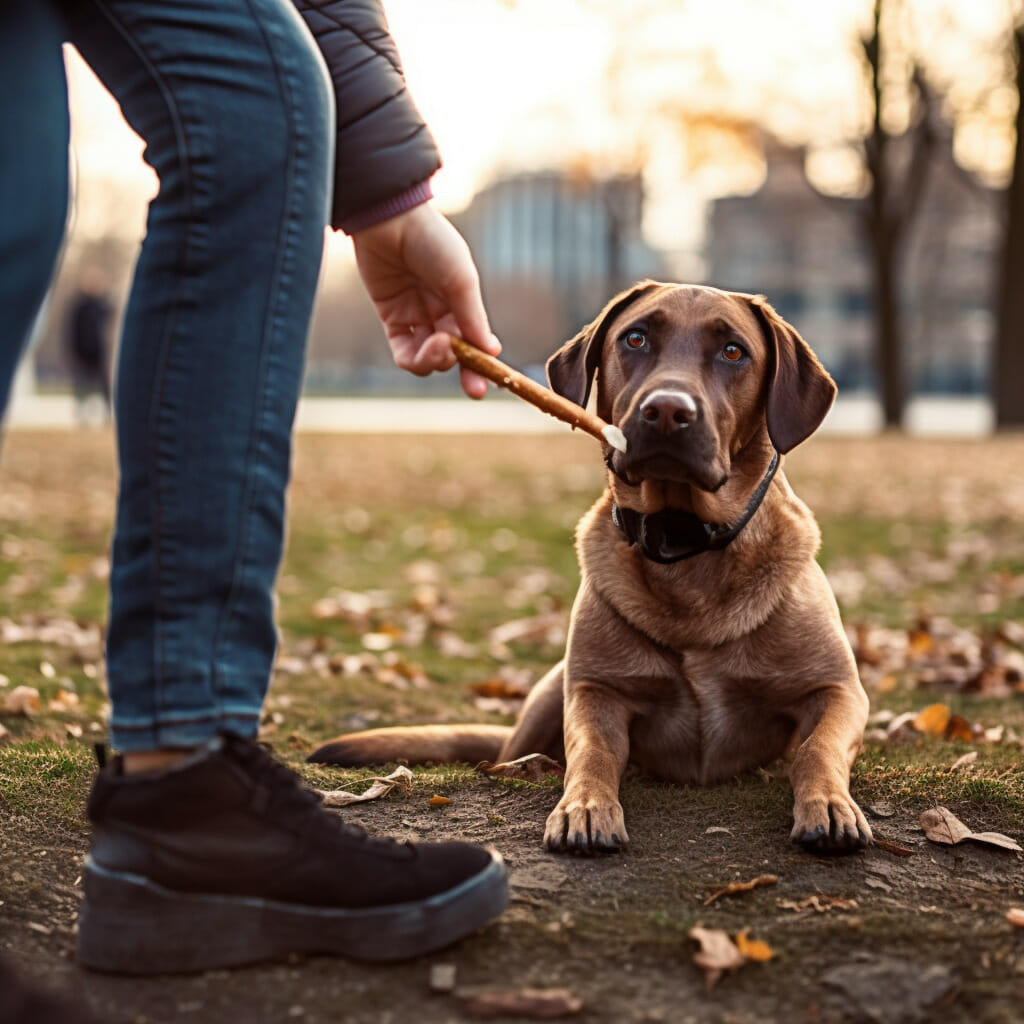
[{"xmin": 310, "ymin": 282, "xmax": 871, "ymax": 855}]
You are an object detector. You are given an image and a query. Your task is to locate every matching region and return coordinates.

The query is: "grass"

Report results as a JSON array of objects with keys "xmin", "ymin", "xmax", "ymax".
[{"xmin": 3, "ymin": 431, "xmax": 1024, "ymax": 807}]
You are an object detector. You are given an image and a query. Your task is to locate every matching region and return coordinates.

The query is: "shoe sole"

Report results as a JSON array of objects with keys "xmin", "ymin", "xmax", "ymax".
[{"xmin": 76, "ymin": 851, "xmax": 508, "ymax": 975}]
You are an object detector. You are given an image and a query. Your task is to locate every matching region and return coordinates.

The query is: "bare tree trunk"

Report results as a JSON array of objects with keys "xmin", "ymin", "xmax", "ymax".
[
  {"xmin": 994, "ymin": 25, "xmax": 1024, "ymax": 429},
  {"xmin": 859, "ymin": 0, "xmax": 934, "ymax": 428},
  {"xmin": 870, "ymin": 229, "xmax": 905, "ymax": 425}
]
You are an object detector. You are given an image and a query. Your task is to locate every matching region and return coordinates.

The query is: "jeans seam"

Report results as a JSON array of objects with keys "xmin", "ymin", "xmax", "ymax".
[
  {"xmin": 86, "ymin": 0, "xmax": 198, "ymax": 730},
  {"xmin": 209, "ymin": 0, "xmax": 307, "ymax": 712}
]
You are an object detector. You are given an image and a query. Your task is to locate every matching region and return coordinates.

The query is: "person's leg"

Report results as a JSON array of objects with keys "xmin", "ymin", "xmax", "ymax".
[
  {"xmin": 0, "ymin": 0, "xmax": 70, "ymax": 417},
  {"xmin": 62, "ymin": 0, "xmax": 332, "ymax": 755},
  {"xmin": 66, "ymin": 0, "xmax": 506, "ymax": 971}
]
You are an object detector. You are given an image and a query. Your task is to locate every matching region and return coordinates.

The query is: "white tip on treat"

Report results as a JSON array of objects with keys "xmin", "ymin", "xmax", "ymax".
[{"xmin": 602, "ymin": 425, "xmax": 628, "ymax": 453}]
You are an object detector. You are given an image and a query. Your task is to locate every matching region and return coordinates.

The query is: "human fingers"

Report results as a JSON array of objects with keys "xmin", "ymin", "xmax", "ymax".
[{"xmin": 408, "ymin": 330, "xmax": 490, "ymax": 398}]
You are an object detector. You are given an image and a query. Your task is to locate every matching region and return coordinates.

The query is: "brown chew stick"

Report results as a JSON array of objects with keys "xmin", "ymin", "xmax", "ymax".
[{"xmin": 449, "ymin": 336, "xmax": 627, "ymax": 452}]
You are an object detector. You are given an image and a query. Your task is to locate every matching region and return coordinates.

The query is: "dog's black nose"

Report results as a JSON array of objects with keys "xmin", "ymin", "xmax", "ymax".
[{"xmin": 638, "ymin": 390, "xmax": 699, "ymax": 434}]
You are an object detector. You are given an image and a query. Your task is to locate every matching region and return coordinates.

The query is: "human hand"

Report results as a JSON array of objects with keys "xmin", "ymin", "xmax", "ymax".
[{"xmin": 351, "ymin": 203, "xmax": 500, "ymax": 399}]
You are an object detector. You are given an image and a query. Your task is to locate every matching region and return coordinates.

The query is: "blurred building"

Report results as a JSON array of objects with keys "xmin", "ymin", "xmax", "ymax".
[
  {"xmin": 705, "ymin": 136, "xmax": 1000, "ymax": 394},
  {"xmin": 453, "ymin": 170, "xmax": 666, "ymax": 370}
]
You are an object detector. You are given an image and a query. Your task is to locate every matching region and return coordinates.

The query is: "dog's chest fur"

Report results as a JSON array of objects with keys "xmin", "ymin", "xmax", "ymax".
[
  {"xmin": 571, "ymin": 482, "xmax": 828, "ymax": 784},
  {"xmin": 625, "ymin": 651, "xmax": 797, "ymax": 784}
]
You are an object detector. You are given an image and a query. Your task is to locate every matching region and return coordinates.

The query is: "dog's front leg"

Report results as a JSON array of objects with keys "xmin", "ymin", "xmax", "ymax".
[
  {"xmin": 789, "ymin": 686, "xmax": 872, "ymax": 854},
  {"xmin": 544, "ymin": 681, "xmax": 631, "ymax": 854}
]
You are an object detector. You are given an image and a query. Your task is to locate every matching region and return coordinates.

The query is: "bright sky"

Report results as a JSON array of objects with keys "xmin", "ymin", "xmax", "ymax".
[{"xmin": 63, "ymin": 0, "xmax": 1014, "ymax": 261}]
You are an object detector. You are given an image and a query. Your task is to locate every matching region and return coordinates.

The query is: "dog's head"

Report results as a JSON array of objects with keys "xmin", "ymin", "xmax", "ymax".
[{"xmin": 547, "ymin": 281, "xmax": 835, "ymax": 491}]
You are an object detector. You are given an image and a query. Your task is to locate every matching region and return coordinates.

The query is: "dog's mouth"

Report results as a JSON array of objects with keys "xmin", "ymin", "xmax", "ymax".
[{"xmin": 606, "ymin": 437, "xmax": 728, "ymax": 492}]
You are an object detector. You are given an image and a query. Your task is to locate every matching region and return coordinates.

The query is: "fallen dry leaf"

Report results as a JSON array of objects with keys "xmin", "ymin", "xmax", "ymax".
[
  {"xmin": 2, "ymin": 686, "xmax": 41, "ymax": 716},
  {"xmin": 735, "ymin": 928, "xmax": 775, "ymax": 962},
  {"xmin": 999, "ymin": 621, "xmax": 1024, "ymax": 646},
  {"xmin": 920, "ymin": 806, "xmax": 1022, "ymax": 852},
  {"xmin": 457, "ymin": 987, "xmax": 582, "ymax": 1019},
  {"xmin": 920, "ymin": 806, "xmax": 975, "ymax": 845},
  {"xmin": 429, "ymin": 963, "xmax": 457, "ymax": 993},
  {"xmin": 703, "ymin": 874, "xmax": 779, "ymax": 906},
  {"xmin": 361, "ymin": 631, "xmax": 396, "ymax": 652},
  {"xmin": 1006, "ymin": 908, "xmax": 1024, "ymax": 928},
  {"xmin": 913, "ymin": 703, "xmax": 950, "ymax": 736},
  {"xmin": 317, "ymin": 765, "xmax": 414, "ymax": 807},
  {"xmin": 778, "ymin": 894, "xmax": 858, "ymax": 913},
  {"xmin": 47, "ymin": 689, "xmax": 80, "ymax": 712},
  {"xmin": 945, "ymin": 714, "xmax": 975, "ymax": 742},
  {"xmin": 472, "ymin": 696, "xmax": 525, "ymax": 716},
  {"xmin": 689, "ymin": 926, "xmax": 746, "ymax": 991},
  {"xmin": 274, "ymin": 655, "xmax": 308, "ymax": 676},
  {"xmin": 487, "ymin": 612, "xmax": 567, "ymax": 659},
  {"xmin": 848, "ymin": 614, "xmax": 1024, "ymax": 702},
  {"xmin": 434, "ymin": 631, "xmax": 479, "ymax": 659},
  {"xmin": 950, "ymin": 751, "xmax": 978, "ymax": 771},
  {"xmin": 429, "ymin": 794, "xmax": 452, "ymax": 806},
  {"xmin": 871, "ymin": 836, "xmax": 916, "ymax": 857},
  {"xmin": 476, "ymin": 753, "xmax": 564, "ymax": 782},
  {"xmin": 470, "ymin": 677, "xmax": 531, "ymax": 699},
  {"xmin": 908, "ymin": 628, "xmax": 934, "ymax": 657}
]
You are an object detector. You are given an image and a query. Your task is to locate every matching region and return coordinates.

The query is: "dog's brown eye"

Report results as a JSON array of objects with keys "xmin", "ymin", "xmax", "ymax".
[
  {"xmin": 624, "ymin": 330, "xmax": 647, "ymax": 350},
  {"xmin": 722, "ymin": 343, "xmax": 745, "ymax": 362}
]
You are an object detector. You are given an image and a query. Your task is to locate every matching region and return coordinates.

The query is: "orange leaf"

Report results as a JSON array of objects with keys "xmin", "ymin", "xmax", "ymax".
[
  {"xmin": 908, "ymin": 628, "xmax": 933, "ymax": 656},
  {"xmin": 429, "ymin": 795, "xmax": 452, "ymax": 806},
  {"xmin": 944, "ymin": 715, "xmax": 974, "ymax": 743},
  {"xmin": 703, "ymin": 874, "xmax": 779, "ymax": 906},
  {"xmin": 735, "ymin": 928, "xmax": 776, "ymax": 962},
  {"xmin": 878, "ymin": 674, "xmax": 899, "ymax": 693},
  {"xmin": 913, "ymin": 703, "xmax": 950, "ymax": 736},
  {"xmin": 470, "ymin": 678, "xmax": 530, "ymax": 699}
]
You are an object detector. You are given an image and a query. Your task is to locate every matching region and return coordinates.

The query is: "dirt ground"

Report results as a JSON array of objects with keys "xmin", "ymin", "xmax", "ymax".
[
  {"xmin": 4, "ymin": 767, "xmax": 1024, "ymax": 1023},
  {"xmin": 3, "ymin": 432, "xmax": 1024, "ymax": 1022}
]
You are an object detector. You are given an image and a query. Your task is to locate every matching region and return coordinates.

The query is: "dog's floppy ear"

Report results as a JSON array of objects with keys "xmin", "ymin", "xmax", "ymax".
[
  {"xmin": 746, "ymin": 295, "xmax": 836, "ymax": 454},
  {"xmin": 546, "ymin": 280, "xmax": 660, "ymax": 408}
]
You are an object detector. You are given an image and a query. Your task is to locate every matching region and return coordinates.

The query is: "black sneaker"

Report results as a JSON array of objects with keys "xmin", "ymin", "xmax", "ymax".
[{"xmin": 76, "ymin": 734, "xmax": 507, "ymax": 974}]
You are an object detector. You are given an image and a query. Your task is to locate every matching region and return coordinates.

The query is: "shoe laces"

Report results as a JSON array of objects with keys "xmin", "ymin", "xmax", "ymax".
[{"xmin": 222, "ymin": 733, "xmax": 413, "ymax": 855}]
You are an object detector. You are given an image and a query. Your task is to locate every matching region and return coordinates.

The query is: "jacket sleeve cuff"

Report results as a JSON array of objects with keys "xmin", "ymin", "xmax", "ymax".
[{"xmin": 338, "ymin": 180, "xmax": 434, "ymax": 235}]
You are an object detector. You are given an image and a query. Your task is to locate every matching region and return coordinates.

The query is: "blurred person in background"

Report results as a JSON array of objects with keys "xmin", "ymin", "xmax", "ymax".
[
  {"xmin": 64, "ymin": 266, "xmax": 112, "ymax": 423},
  {"xmin": 0, "ymin": 0, "xmax": 507, "ymax": 1002}
]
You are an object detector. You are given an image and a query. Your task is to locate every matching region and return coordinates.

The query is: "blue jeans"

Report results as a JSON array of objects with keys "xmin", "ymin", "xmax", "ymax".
[{"xmin": 0, "ymin": 0, "xmax": 334, "ymax": 750}]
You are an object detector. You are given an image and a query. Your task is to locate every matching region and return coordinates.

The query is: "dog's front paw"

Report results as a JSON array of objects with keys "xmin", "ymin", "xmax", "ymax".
[
  {"xmin": 791, "ymin": 791, "xmax": 872, "ymax": 855},
  {"xmin": 544, "ymin": 794, "xmax": 628, "ymax": 855}
]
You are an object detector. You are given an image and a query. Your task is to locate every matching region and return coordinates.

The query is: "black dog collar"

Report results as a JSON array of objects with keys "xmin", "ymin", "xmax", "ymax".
[{"xmin": 611, "ymin": 451, "xmax": 780, "ymax": 564}]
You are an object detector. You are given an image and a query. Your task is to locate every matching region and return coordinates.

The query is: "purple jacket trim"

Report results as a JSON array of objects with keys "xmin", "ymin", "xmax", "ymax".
[{"xmin": 339, "ymin": 180, "xmax": 434, "ymax": 235}]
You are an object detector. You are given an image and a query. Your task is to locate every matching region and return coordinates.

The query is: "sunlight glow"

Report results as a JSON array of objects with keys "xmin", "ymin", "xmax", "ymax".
[{"xmin": 62, "ymin": 0, "xmax": 1016, "ymax": 259}]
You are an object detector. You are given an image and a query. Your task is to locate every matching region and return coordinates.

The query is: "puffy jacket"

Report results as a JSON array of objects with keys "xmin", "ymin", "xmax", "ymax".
[{"xmin": 293, "ymin": 0, "xmax": 442, "ymax": 232}]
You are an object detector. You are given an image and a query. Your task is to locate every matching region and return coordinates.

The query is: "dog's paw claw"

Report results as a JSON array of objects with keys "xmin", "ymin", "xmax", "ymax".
[
  {"xmin": 798, "ymin": 825, "xmax": 827, "ymax": 847},
  {"xmin": 544, "ymin": 799, "xmax": 627, "ymax": 855},
  {"xmin": 796, "ymin": 819, "xmax": 870, "ymax": 856},
  {"xmin": 793, "ymin": 796, "xmax": 872, "ymax": 855}
]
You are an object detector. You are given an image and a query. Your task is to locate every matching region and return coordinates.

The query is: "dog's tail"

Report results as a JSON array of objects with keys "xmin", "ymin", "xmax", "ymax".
[{"xmin": 307, "ymin": 724, "xmax": 512, "ymax": 767}]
